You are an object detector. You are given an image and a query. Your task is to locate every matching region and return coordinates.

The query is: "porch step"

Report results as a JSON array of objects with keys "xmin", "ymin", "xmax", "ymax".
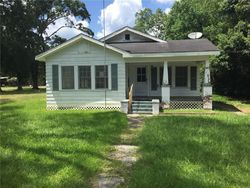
[{"xmin": 131, "ymin": 101, "xmax": 152, "ymax": 114}]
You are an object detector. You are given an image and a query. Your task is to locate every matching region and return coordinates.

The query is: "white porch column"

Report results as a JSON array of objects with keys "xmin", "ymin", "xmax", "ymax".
[
  {"xmin": 162, "ymin": 61, "xmax": 170, "ymax": 106},
  {"xmin": 203, "ymin": 60, "xmax": 212, "ymax": 96},
  {"xmin": 203, "ymin": 60, "xmax": 212, "ymax": 109},
  {"xmin": 204, "ymin": 60, "xmax": 211, "ymax": 85}
]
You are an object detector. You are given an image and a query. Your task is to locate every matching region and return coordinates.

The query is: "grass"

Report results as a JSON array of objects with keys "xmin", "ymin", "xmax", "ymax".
[
  {"xmin": 213, "ymin": 94, "xmax": 250, "ymax": 113},
  {"xmin": 1, "ymin": 87, "xmax": 250, "ymax": 187},
  {"xmin": 123, "ymin": 114, "xmax": 250, "ymax": 188},
  {"xmin": 0, "ymin": 87, "xmax": 127, "ymax": 187}
]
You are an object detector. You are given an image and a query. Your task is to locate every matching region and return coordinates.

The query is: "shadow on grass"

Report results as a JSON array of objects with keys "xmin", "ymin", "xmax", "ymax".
[
  {"xmin": 0, "ymin": 103, "xmax": 127, "ymax": 187},
  {"xmin": 0, "ymin": 87, "xmax": 45, "ymax": 95},
  {"xmin": 125, "ymin": 115, "xmax": 250, "ymax": 188},
  {"xmin": 213, "ymin": 101, "xmax": 241, "ymax": 112}
]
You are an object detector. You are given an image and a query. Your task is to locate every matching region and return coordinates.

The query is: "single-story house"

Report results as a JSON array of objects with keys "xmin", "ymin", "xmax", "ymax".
[{"xmin": 35, "ymin": 26, "xmax": 220, "ymax": 113}]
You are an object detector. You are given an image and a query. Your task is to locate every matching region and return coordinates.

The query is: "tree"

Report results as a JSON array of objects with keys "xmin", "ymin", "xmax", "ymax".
[
  {"xmin": 134, "ymin": 0, "xmax": 250, "ymax": 98},
  {"xmin": 1, "ymin": 0, "xmax": 93, "ymax": 90}
]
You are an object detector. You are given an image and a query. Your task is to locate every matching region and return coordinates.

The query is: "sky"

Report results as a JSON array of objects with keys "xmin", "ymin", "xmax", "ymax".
[{"xmin": 46, "ymin": 0, "xmax": 176, "ymax": 39}]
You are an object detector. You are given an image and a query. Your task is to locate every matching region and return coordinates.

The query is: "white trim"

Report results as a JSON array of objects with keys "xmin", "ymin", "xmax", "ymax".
[
  {"xmin": 35, "ymin": 34, "xmax": 128, "ymax": 61},
  {"xmin": 100, "ymin": 26, "xmax": 166, "ymax": 43},
  {"xmin": 123, "ymin": 51, "xmax": 220, "ymax": 58}
]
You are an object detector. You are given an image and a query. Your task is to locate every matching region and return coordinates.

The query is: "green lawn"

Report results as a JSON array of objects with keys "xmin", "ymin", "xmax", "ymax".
[
  {"xmin": 0, "ymin": 87, "xmax": 127, "ymax": 187},
  {"xmin": 124, "ymin": 114, "xmax": 250, "ymax": 188},
  {"xmin": 1, "ymin": 87, "xmax": 250, "ymax": 188}
]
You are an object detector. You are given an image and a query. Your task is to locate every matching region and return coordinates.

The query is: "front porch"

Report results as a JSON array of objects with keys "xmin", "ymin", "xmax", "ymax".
[{"xmin": 125, "ymin": 60, "xmax": 212, "ymax": 111}]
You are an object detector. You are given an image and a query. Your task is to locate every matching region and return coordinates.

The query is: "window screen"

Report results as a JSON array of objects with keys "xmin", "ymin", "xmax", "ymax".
[
  {"xmin": 125, "ymin": 34, "xmax": 130, "ymax": 40},
  {"xmin": 95, "ymin": 65, "xmax": 108, "ymax": 89},
  {"xmin": 190, "ymin": 66, "xmax": 197, "ymax": 90},
  {"xmin": 79, "ymin": 66, "xmax": 91, "ymax": 89},
  {"xmin": 175, "ymin": 66, "xmax": 188, "ymax": 87},
  {"xmin": 137, "ymin": 67, "xmax": 146, "ymax": 82},
  {"xmin": 61, "ymin": 66, "xmax": 74, "ymax": 89}
]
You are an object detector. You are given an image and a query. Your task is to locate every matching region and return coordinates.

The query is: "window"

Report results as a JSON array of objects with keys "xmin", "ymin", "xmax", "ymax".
[
  {"xmin": 125, "ymin": 34, "xmax": 130, "ymax": 40},
  {"xmin": 160, "ymin": 67, "xmax": 172, "ymax": 86},
  {"xmin": 190, "ymin": 66, "xmax": 197, "ymax": 90},
  {"xmin": 175, "ymin": 66, "xmax": 188, "ymax": 87},
  {"xmin": 137, "ymin": 67, "xmax": 146, "ymax": 82},
  {"xmin": 78, "ymin": 66, "xmax": 91, "ymax": 89},
  {"xmin": 95, "ymin": 65, "xmax": 108, "ymax": 89},
  {"xmin": 62, "ymin": 66, "xmax": 74, "ymax": 89}
]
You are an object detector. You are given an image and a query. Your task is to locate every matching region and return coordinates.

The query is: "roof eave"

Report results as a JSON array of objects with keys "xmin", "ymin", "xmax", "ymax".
[
  {"xmin": 35, "ymin": 34, "xmax": 128, "ymax": 62},
  {"xmin": 123, "ymin": 51, "xmax": 220, "ymax": 58}
]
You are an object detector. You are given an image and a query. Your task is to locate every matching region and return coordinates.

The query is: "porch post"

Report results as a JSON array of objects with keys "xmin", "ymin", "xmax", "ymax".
[
  {"xmin": 162, "ymin": 61, "xmax": 170, "ymax": 107},
  {"xmin": 203, "ymin": 60, "xmax": 212, "ymax": 109}
]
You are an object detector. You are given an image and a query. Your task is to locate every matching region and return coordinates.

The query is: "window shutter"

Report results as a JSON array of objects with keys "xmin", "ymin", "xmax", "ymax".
[
  {"xmin": 151, "ymin": 66, "xmax": 157, "ymax": 90},
  {"xmin": 111, "ymin": 64, "xmax": 118, "ymax": 90},
  {"xmin": 190, "ymin": 66, "xmax": 197, "ymax": 90},
  {"xmin": 52, "ymin": 65, "xmax": 59, "ymax": 91}
]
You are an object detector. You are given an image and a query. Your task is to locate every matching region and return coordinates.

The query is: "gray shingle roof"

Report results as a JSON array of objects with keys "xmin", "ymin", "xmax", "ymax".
[{"xmin": 109, "ymin": 39, "xmax": 219, "ymax": 53}]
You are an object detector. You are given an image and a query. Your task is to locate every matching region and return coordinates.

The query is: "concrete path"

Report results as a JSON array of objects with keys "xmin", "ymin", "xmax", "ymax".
[{"xmin": 95, "ymin": 116, "xmax": 144, "ymax": 188}]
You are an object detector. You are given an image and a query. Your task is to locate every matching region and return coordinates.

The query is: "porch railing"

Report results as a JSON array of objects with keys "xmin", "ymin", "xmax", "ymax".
[{"xmin": 128, "ymin": 84, "xmax": 133, "ymax": 113}]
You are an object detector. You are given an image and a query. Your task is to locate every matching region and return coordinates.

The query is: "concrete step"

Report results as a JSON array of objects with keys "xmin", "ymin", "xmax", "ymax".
[
  {"xmin": 132, "ymin": 104, "xmax": 152, "ymax": 108},
  {"xmin": 132, "ymin": 110, "xmax": 152, "ymax": 114},
  {"xmin": 132, "ymin": 107, "xmax": 152, "ymax": 111},
  {"xmin": 132, "ymin": 101, "xmax": 152, "ymax": 104}
]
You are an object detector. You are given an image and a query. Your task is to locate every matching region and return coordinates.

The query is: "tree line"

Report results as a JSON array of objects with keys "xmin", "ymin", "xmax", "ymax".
[
  {"xmin": 0, "ymin": 0, "xmax": 93, "ymax": 90},
  {"xmin": 134, "ymin": 0, "xmax": 250, "ymax": 98},
  {"xmin": 1, "ymin": 0, "xmax": 249, "ymax": 98}
]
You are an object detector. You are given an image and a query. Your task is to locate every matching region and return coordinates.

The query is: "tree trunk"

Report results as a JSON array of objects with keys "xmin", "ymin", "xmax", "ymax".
[
  {"xmin": 31, "ymin": 60, "xmax": 39, "ymax": 90},
  {"xmin": 17, "ymin": 73, "xmax": 23, "ymax": 91}
]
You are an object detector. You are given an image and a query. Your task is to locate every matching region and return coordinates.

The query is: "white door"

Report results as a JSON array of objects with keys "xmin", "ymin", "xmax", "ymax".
[{"xmin": 129, "ymin": 65, "xmax": 149, "ymax": 96}]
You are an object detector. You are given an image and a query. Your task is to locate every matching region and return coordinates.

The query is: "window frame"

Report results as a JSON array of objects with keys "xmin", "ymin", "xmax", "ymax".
[
  {"xmin": 78, "ymin": 66, "xmax": 91, "ymax": 89},
  {"xmin": 175, "ymin": 66, "xmax": 188, "ymax": 87},
  {"xmin": 95, "ymin": 65, "xmax": 108, "ymax": 89},
  {"xmin": 125, "ymin": 34, "xmax": 130, "ymax": 40},
  {"xmin": 61, "ymin": 66, "xmax": 75, "ymax": 90},
  {"xmin": 137, "ymin": 67, "xmax": 147, "ymax": 82}
]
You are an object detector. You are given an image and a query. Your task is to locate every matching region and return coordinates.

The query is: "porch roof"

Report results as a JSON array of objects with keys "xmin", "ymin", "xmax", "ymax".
[{"xmin": 110, "ymin": 39, "xmax": 219, "ymax": 54}]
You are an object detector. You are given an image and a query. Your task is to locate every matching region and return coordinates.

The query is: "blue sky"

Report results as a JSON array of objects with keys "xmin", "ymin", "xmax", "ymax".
[{"xmin": 46, "ymin": 0, "xmax": 176, "ymax": 39}]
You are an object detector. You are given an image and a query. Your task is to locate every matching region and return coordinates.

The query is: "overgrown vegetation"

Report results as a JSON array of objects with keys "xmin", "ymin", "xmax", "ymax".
[
  {"xmin": 135, "ymin": 0, "xmax": 250, "ymax": 98},
  {"xmin": 0, "ymin": 89, "xmax": 127, "ymax": 187},
  {"xmin": 124, "ymin": 114, "xmax": 250, "ymax": 187}
]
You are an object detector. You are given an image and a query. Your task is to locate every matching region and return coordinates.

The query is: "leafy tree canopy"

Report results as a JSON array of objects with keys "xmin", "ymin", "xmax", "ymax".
[
  {"xmin": 134, "ymin": 0, "xmax": 250, "ymax": 98},
  {"xmin": 1, "ymin": 0, "xmax": 93, "ymax": 90}
]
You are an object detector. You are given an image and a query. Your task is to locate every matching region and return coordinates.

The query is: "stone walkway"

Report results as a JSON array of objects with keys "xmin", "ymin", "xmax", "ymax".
[{"xmin": 95, "ymin": 115, "xmax": 144, "ymax": 188}]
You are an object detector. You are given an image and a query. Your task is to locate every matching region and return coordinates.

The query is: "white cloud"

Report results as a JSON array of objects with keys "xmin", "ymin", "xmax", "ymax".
[
  {"xmin": 155, "ymin": 0, "xmax": 176, "ymax": 4},
  {"xmin": 96, "ymin": 0, "xmax": 142, "ymax": 39},
  {"xmin": 164, "ymin": 8, "xmax": 171, "ymax": 14},
  {"xmin": 46, "ymin": 15, "xmax": 89, "ymax": 39}
]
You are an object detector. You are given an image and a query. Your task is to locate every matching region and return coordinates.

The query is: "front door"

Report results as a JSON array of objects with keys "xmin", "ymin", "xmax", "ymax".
[{"xmin": 129, "ymin": 65, "xmax": 148, "ymax": 96}]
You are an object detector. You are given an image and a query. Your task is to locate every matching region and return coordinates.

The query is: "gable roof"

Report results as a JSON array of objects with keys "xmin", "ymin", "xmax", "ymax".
[
  {"xmin": 35, "ymin": 34, "xmax": 128, "ymax": 61},
  {"xmin": 99, "ymin": 26, "xmax": 166, "ymax": 43},
  {"xmin": 110, "ymin": 39, "xmax": 219, "ymax": 54}
]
